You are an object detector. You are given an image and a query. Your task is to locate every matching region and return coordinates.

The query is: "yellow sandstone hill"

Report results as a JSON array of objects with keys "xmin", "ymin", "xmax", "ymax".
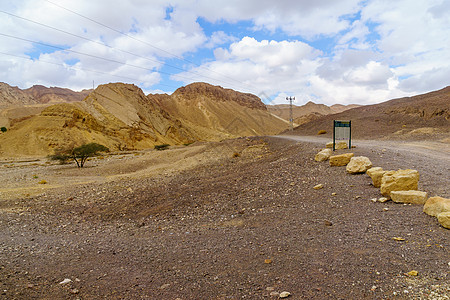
[
  {"xmin": 0, "ymin": 83, "xmax": 195, "ymax": 157},
  {"xmin": 0, "ymin": 82, "xmax": 288, "ymax": 157},
  {"xmin": 156, "ymin": 82, "xmax": 288, "ymax": 140}
]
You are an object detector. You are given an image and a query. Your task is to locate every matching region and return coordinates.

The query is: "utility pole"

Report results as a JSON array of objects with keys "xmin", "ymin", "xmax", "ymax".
[{"xmin": 286, "ymin": 96, "xmax": 295, "ymax": 131}]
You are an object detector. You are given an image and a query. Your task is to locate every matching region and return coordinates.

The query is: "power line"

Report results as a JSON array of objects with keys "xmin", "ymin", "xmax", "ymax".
[
  {"xmin": 0, "ymin": 51, "xmax": 180, "ymax": 90},
  {"xmin": 43, "ymin": 0, "xmax": 261, "ymax": 93},
  {"xmin": 0, "ymin": 9, "xmax": 241, "ymax": 85},
  {"xmin": 0, "ymin": 9, "xmax": 257, "ymax": 93},
  {"xmin": 0, "ymin": 32, "xmax": 203, "ymax": 83}
]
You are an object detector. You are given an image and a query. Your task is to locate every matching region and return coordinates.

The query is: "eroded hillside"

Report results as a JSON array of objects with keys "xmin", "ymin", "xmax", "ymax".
[{"xmin": 0, "ymin": 82, "xmax": 289, "ymax": 157}]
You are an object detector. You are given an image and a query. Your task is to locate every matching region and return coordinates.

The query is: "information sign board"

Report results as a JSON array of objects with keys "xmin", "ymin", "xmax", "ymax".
[{"xmin": 333, "ymin": 120, "xmax": 351, "ymax": 150}]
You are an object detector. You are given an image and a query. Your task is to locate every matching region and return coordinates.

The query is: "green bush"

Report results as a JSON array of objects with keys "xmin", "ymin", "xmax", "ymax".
[
  {"xmin": 50, "ymin": 143, "xmax": 109, "ymax": 168},
  {"xmin": 0, "ymin": 127, "xmax": 7, "ymax": 133},
  {"xmin": 154, "ymin": 144, "xmax": 170, "ymax": 151}
]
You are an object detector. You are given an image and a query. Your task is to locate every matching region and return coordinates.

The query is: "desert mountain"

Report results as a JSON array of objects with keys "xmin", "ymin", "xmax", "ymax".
[
  {"xmin": 0, "ymin": 82, "xmax": 289, "ymax": 157},
  {"xmin": 155, "ymin": 82, "xmax": 288, "ymax": 140},
  {"xmin": 0, "ymin": 83, "xmax": 91, "ymax": 128},
  {"xmin": 268, "ymin": 101, "xmax": 360, "ymax": 123},
  {"xmin": 0, "ymin": 83, "xmax": 196, "ymax": 157},
  {"xmin": 291, "ymin": 86, "xmax": 450, "ymax": 140}
]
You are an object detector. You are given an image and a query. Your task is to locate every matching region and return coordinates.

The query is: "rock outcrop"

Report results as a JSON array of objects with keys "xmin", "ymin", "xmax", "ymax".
[
  {"xmin": 423, "ymin": 196, "xmax": 450, "ymax": 217},
  {"xmin": 346, "ymin": 156, "xmax": 372, "ymax": 174},
  {"xmin": 329, "ymin": 153, "xmax": 354, "ymax": 166},
  {"xmin": 380, "ymin": 169, "xmax": 419, "ymax": 198},
  {"xmin": 390, "ymin": 190, "xmax": 428, "ymax": 205}
]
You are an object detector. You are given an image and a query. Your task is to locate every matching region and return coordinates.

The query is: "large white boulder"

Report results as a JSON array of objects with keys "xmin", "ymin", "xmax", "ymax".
[
  {"xmin": 437, "ymin": 212, "xmax": 450, "ymax": 229},
  {"xmin": 380, "ymin": 169, "xmax": 419, "ymax": 198},
  {"xmin": 315, "ymin": 148, "xmax": 332, "ymax": 162},
  {"xmin": 390, "ymin": 190, "xmax": 428, "ymax": 205},
  {"xmin": 423, "ymin": 196, "xmax": 450, "ymax": 217},
  {"xmin": 346, "ymin": 156, "xmax": 373, "ymax": 174},
  {"xmin": 367, "ymin": 167, "xmax": 386, "ymax": 188},
  {"xmin": 329, "ymin": 153, "xmax": 354, "ymax": 167}
]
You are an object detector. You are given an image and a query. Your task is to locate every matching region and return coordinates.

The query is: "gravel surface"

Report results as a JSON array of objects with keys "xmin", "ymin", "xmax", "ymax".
[{"xmin": 0, "ymin": 136, "xmax": 449, "ymax": 299}]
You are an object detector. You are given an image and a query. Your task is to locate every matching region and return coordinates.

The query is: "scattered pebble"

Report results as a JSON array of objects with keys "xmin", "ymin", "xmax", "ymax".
[
  {"xmin": 266, "ymin": 287, "xmax": 275, "ymax": 291},
  {"xmin": 279, "ymin": 291, "xmax": 291, "ymax": 298},
  {"xmin": 324, "ymin": 220, "xmax": 333, "ymax": 226},
  {"xmin": 59, "ymin": 278, "xmax": 72, "ymax": 285},
  {"xmin": 313, "ymin": 184, "xmax": 323, "ymax": 190}
]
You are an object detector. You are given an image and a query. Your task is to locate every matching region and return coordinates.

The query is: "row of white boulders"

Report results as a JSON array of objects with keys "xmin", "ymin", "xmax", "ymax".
[
  {"xmin": 314, "ymin": 146, "xmax": 449, "ymax": 229},
  {"xmin": 365, "ymin": 166, "xmax": 450, "ymax": 229}
]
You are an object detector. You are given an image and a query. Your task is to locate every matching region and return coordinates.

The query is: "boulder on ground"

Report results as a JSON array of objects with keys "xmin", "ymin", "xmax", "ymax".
[
  {"xmin": 367, "ymin": 167, "xmax": 386, "ymax": 188},
  {"xmin": 329, "ymin": 153, "xmax": 354, "ymax": 166},
  {"xmin": 423, "ymin": 196, "xmax": 450, "ymax": 217},
  {"xmin": 315, "ymin": 148, "xmax": 333, "ymax": 162},
  {"xmin": 336, "ymin": 141, "xmax": 348, "ymax": 149},
  {"xmin": 390, "ymin": 190, "xmax": 428, "ymax": 205},
  {"xmin": 437, "ymin": 212, "xmax": 450, "ymax": 229},
  {"xmin": 346, "ymin": 156, "xmax": 373, "ymax": 174},
  {"xmin": 380, "ymin": 169, "xmax": 419, "ymax": 198},
  {"xmin": 326, "ymin": 141, "xmax": 348, "ymax": 149}
]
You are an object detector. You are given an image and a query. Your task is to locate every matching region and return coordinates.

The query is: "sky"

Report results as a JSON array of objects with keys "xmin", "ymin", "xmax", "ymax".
[{"xmin": 0, "ymin": 0, "xmax": 449, "ymax": 106}]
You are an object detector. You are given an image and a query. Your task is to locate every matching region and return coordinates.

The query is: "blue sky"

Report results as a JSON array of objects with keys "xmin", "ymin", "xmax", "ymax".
[{"xmin": 0, "ymin": 0, "xmax": 449, "ymax": 105}]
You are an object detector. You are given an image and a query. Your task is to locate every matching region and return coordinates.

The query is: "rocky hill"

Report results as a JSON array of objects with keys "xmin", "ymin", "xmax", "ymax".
[
  {"xmin": 156, "ymin": 82, "xmax": 288, "ymax": 140},
  {"xmin": 0, "ymin": 82, "xmax": 289, "ymax": 157},
  {"xmin": 291, "ymin": 86, "xmax": 450, "ymax": 140},
  {"xmin": 0, "ymin": 83, "xmax": 197, "ymax": 157}
]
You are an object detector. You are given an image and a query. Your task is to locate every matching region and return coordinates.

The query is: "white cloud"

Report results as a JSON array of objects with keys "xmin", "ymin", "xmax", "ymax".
[{"xmin": 0, "ymin": 0, "xmax": 448, "ymax": 105}]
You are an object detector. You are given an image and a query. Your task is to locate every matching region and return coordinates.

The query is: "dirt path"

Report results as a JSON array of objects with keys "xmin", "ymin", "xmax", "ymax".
[{"xmin": 0, "ymin": 136, "xmax": 449, "ymax": 299}]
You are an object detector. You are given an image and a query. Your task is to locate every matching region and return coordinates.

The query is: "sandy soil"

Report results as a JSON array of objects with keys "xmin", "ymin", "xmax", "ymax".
[{"xmin": 0, "ymin": 136, "xmax": 449, "ymax": 299}]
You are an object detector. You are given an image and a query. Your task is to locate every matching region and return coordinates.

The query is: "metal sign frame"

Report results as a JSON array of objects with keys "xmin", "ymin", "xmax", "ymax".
[{"xmin": 333, "ymin": 120, "xmax": 351, "ymax": 151}]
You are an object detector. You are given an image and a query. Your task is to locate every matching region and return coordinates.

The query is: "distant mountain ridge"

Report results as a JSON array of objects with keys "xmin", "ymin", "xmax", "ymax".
[
  {"xmin": 0, "ymin": 82, "xmax": 90, "ymax": 107},
  {"xmin": 268, "ymin": 101, "xmax": 361, "ymax": 123}
]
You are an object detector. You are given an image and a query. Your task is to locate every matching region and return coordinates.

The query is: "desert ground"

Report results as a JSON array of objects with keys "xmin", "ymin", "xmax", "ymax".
[{"xmin": 0, "ymin": 135, "xmax": 449, "ymax": 299}]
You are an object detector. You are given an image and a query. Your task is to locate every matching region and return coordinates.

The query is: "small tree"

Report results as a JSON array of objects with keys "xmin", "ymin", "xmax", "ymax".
[
  {"xmin": 51, "ymin": 143, "xmax": 109, "ymax": 168},
  {"xmin": 0, "ymin": 127, "xmax": 7, "ymax": 133}
]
